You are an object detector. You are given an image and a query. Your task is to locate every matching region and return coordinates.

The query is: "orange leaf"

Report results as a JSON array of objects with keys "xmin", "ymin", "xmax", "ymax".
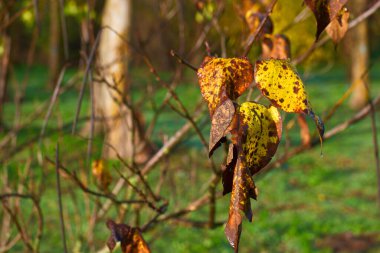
[
  {"xmin": 106, "ymin": 220, "xmax": 151, "ymax": 253},
  {"xmin": 298, "ymin": 114, "xmax": 311, "ymax": 146},
  {"xmin": 261, "ymin": 34, "xmax": 291, "ymax": 60},
  {"xmin": 197, "ymin": 57, "xmax": 254, "ymax": 116},
  {"xmin": 326, "ymin": 8, "xmax": 350, "ymax": 44}
]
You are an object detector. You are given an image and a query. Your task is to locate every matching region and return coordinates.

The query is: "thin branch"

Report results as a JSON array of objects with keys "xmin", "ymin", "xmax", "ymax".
[
  {"xmin": 242, "ymin": 0, "xmax": 278, "ymax": 57},
  {"xmin": 55, "ymin": 143, "xmax": 68, "ymax": 253}
]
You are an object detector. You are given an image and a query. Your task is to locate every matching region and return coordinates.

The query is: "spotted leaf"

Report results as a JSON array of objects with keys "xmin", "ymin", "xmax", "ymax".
[
  {"xmin": 197, "ymin": 57, "xmax": 254, "ymax": 116},
  {"xmin": 255, "ymin": 59, "xmax": 324, "ymax": 143},
  {"xmin": 304, "ymin": 0, "xmax": 348, "ymax": 40},
  {"xmin": 106, "ymin": 220, "xmax": 151, "ymax": 253},
  {"xmin": 225, "ymin": 158, "xmax": 258, "ymax": 252},
  {"xmin": 237, "ymin": 102, "xmax": 282, "ymax": 174}
]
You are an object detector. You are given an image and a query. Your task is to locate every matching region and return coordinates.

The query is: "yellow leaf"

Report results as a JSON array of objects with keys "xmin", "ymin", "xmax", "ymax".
[
  {"xmin": 255, "ymin": 59, "xmax": 309, "ymax": 113},
  {"xmin": 238, "ymin": 102, "xmax": 282, "ymax": 174},
  {"xmin": 92, "ymin": 160, "xmax": 112, "ymax": 191}
]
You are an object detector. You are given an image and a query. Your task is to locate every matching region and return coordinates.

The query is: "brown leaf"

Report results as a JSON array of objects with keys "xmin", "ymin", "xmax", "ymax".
[
  {"xmin": 304, "ymin": 0, "xmax": 348, "ymax": 40},
  {"xmin": 261, "ymin": 34, "xmax": 291, "ymax": 60},
  {"xmin": 222, "ymin": 144, "xmax": 237, "ymax": 196},
  {"xmin": 225, "ymin": 158, "xmax": 257, "ymax": 252},
  {"xmin": 209, "ymin": 99, "xmax": 235, "ymax": 157},
  {"xmin": 326, "ymin": 8, "xmax": 349, "ymax": 44},
  {"xmin": 106, "ymin": 220, "xmax": 151, "ymax": 253},
  {"xmin": 197, "ymin": 57, "xmax": 254, "ymax": 116},
  {"xmin": 297, "ymin": 114, "xmax": 311, "ymax": 146}
]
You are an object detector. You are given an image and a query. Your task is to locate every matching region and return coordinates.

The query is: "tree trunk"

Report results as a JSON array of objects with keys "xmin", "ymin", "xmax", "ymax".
[
  {"xmin": 48, "ymin": 0, "xmax": 60, "ymax": 88},
  {"xmin": 94, "ymin": 0, "xmax": 151, "ymax": 162},
  {"xmin": 348, "ymin": 0, "xmax": 369, "ymax": 110},
  {"xmin": 0, "ymin": 9, "xmax": 11, "ymax": 129}
]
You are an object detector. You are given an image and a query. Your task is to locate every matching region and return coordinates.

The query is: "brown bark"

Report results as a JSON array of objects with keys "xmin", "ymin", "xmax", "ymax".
[
  {"xmin": 94, "ymin": 0, "xmax": 151, "ymax": 162},
  {"xmin": 0, "ymin": 10, "xmax": 11, "ymax": 129},
  {"xmin": 348, "ymin": 0, "xmax": 369, "ymax": 110},
  {"xmin": 48, "ymin": 0, "xmax": 60, "ymax": 88}
]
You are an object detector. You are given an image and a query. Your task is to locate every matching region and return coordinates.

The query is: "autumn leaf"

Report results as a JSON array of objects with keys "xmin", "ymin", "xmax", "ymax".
[
  {"xmin": 298, "ymin": 114, "xmax": 311, "ymax": 146},
  {"xmin": 326, "ymin": 8, "xmax": 350, "ymax": 44},
  {"xmin": 254, "ymin": 59, "xmax": 324, "ymax": 142},
  {"xmin": 209, "ymin": 99, "xmax": 235, "ymax": 157},
  {"xmin": 245, "ymin": 10, "xmax": 273, "ymax": 39},
  {"xmin": 225, "ymin": 158, "xmax": 257, "ymax": 252},
  {"xmin": 261, "ymin": 34, "xmax": 291, "ymax": 60},
  {"xmin": 304, "ymin": 0, "xmax": 348, "ymax": 40},
  {"xmin": 106, "ymin": 220, "xmax": 151, "ymax": 253},
  {"xmin": 197, "ymin": 57, "xmax": 254, "ymax": 116},
  {"xmin": 255, "ymin": 59, "xmax": 308, "ymax": 113},
  {"xmin": 92, "ymin": 160, "xmax": 112, "ymax": 191}
]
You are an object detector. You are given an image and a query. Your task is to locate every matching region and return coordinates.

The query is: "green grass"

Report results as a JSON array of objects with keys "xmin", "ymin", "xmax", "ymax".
[{"xmin": 1, "ymin": 63, "xmax": 380, "ymax": 252}]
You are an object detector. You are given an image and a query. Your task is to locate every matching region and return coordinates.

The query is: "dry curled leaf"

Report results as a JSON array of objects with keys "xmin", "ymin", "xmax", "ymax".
[
  {"xmin": 197, "ymin": 57, "xmax": 254, "ymax": 116},
  {"xmin": 106, "ymin": 220, "xmax": 150, "ymax": 253},
  {"xmin": 92, "ymin": 160, "xmax": 112, "ymax": 191},
  {"xmin": 304, "ymin": 0, "xmax": 348, "ymax": 40},
  {"xmin": 254, "ymin": 59, "xmax": 324, "ymax": 143},
  {"xmin": 225, "ymin": 158, "xmax": 257, "ymax": 253},
  {"xmin": 209, "ymin": 99, "xmax": 235, "ymax": 157},
  {"xmin": 261, "ymin": 34, "xmax": 291, "ymax": 60},
  {"xmin": 298, "ymin": 114, "xmax": 311, "ymax": 146},
  {"xmin": 326, "ymin": 8, "xmax": 349, "ymax": 44}
]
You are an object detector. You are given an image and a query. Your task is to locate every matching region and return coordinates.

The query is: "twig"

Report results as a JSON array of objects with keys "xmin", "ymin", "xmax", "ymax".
[
  {"xmin": 170, "ymin": 50, "xmax": 198, "ymax": 72},
  {"xmin": 242, "ymin": 0, "xmax": 278, "ymax": 57},
  {"xmin": 58, "ymin": 0, "xmax": 69, "ymax": 59},
  {"xmin": 55, "ymin": 143, "xmax": 68, "ymax": 253}
]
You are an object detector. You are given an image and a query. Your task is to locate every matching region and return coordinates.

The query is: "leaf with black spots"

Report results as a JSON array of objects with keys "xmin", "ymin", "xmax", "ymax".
[
  {"xmin": 304, "ymin": 0, "xmax": 348, "ymax": 40},
  {"xmin": 106, "ymin": 220, "xmax": 151, "ymax": 253},
  {"xmin": 197, "ymin": 57, "xmax": 254, "ymax": 116},
  {"xmin": 326, "ymin": 8, "xmax": 349, "ymax": 44},
  {"xmin": 254, "ymin": 59, "xmax": 324, "ymax": 145},
  {"xmin": 237, "ymin": 102, "xmax": 282, "ymax": 175}
]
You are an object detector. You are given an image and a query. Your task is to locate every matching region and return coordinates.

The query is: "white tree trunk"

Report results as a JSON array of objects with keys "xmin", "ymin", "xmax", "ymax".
[{"xmin": 95, "ymin": 0, "xmax": 151, "ymax": 162}]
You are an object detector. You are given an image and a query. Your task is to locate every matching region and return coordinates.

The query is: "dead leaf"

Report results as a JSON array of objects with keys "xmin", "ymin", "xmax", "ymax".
[
  {"xmin": 326, "ymin": 8, "xmax": 350, "ymax": 44},
  {"xmin": 106, "ymin": 220, "xmax": 151, "ymax": 253},
  {"xmin": 225, "ymin": 158, "xmax": 257, "ymax": 252},
  {"xmin": 209, "ymin": 99, "xmax": 235, "ymax": 157},
  {"xmin": 197, "ymin": 57, "xmax": 254, "ymax": 116},
  {"xmin": 261, "ymin": 34, "xmax": 291, "ymax": 60},
  {"xmin": 304, "ymin": 0, "xmax": 348, "ymax": 40},
  {"xmin": 297, "ymin": 114, "xmax": 311, "ymax": 146}
]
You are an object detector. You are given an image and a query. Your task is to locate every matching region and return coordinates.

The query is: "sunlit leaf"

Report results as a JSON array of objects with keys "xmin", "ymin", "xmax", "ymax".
[
  {"xmin": 237, "ymin": 102, "xmax": 282, "ymax": 174},
  {"xmin": 326, "ymin": 8, "xmax": 350, "ymax": 44},
  {"xmin": 92, "ymin": 160, "xmax": 112, "ymax": 191},
  {"xmin": 254, "ymin": 59, "xmax": 324, "ymax": 143},
  {"xmin": 255, "ymin": 59, "xmax": 309, "ymax": 113},
  {"xmin": 106, "ymin": 220, "xmax": 151, "ymax": 253},
  {"xmin": 197, "ymin": 57, "xmax": 254, "ymax": 116},
  {"xmin": 261, "ymin": 34, "xmax": 291, "ymax": 60},
  {"xmin": 304, "ymin": 0, "xmax": 348, "ymax": 39}
]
